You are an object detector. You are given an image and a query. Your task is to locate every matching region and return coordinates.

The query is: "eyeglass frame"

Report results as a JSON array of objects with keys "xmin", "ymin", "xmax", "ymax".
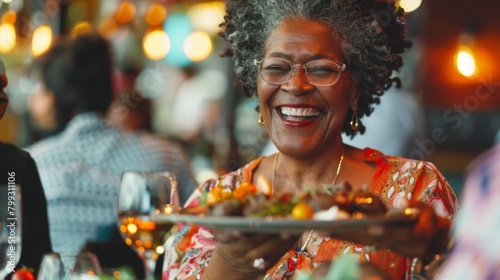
[{"xmin": 253, "ymin": 58, "xmax": 347, "ymax": 86}]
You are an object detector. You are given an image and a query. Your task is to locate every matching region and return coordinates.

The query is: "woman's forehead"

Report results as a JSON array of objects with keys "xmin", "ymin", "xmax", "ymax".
[{"xmin": 264, "ymin": 18, "xmax": 344, "ymax": 61}]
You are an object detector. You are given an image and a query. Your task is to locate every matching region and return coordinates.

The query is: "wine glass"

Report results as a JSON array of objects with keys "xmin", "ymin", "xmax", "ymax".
[
  {"xmin": 66, "ymin": 251, "xmax": 102, "ymax": 280},
  {"xmin": 0, "ymin": 184, "xmax": 22, "ymax": 279},
  {"xmin": 37, "ymin": 253, "xmax": 65, "ymax": 280},
  {"xmin": 117, "ymin": 171, "xmax": 180, "ymax": 280}
]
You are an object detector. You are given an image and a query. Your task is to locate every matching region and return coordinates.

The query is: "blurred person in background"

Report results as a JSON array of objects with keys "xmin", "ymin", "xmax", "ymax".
[
  {"xmin": 1, "ymin": 59, "xmax": 52, "ymax": 278},
  {"xmin": 435, "ymin": 144, "xmax": 500, "ymax": 279},
  {"xmin": 24, "ymin": 33, "xmax": 198, "ymax": 275},
  {"xmin": 107, "ymin": 67, "xmax": 153, "ymax": 132}
]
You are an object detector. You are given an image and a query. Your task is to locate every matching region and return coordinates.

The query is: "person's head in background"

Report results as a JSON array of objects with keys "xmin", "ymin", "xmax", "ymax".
[
  {"xmin": 0, "ymin": 60, "xmax": 9, "ymax": 120},
  {"xmin": 28, "ymin": 33, "xmax": 113, "ymax": 134}
]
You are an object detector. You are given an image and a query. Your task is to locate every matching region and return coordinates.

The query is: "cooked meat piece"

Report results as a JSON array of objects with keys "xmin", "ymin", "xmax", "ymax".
[
  {"xmin": 209, "ymin": 199, "xmax": 245, "ymax": 217},
  {"xmin": 349, "ymin": 191, "xmax": 387, "ymax": 215}
]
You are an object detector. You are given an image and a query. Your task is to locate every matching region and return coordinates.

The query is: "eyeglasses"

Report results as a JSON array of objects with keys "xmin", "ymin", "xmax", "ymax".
[{"xmin": 254, "ymin": 58, "xmax": 346, "ymax": 86}]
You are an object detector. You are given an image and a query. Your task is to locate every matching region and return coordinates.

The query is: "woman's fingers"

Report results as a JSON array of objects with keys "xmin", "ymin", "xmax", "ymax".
[
  {"xmin": 213, "ymin": 230, "xmax": 299, "ymax": 272},
  {"xmin": 243, "ymin": 235, "xmax": 297, "ymax": 261}
]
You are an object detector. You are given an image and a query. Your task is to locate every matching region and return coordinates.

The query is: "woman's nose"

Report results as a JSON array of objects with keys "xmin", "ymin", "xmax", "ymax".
[{"xmin": 280, "ymin": 67, "xmax": 314, "ymax": 95}]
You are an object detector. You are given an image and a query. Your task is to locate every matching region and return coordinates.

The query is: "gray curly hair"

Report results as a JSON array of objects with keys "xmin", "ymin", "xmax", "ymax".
[{"xmin": 219, "ymin": 0, "xmax": 412, "ymax": 137}]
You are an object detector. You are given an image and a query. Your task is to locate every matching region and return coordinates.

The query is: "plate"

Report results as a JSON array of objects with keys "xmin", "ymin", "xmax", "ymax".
[{"xmin": 153, "ymin": 208, "xmax": 419, "ymax": 234}]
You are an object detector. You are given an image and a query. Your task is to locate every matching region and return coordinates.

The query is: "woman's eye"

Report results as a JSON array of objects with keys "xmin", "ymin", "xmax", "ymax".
[
  {"xmin": 263, "ymin": 64, "xmax": 289, "ymax": 74},
  {"xmin": 310, "ymin": 66, "xmax": 336, "ymax": 73},
  {"xmin": 309, "ymin": 66, "xmax": 338, "ymax": 77}
]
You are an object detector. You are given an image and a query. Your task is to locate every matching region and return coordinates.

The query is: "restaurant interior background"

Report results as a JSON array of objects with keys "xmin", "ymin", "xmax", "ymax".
[{"xmin": 1, "ymin": 0, "xmax": 499, "ymax": 197}]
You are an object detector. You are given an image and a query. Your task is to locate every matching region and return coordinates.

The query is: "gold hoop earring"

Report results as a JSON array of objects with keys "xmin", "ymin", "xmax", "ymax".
[
  {"xmin": 350, "ymin": 111, "xmax": 359, "ymax": 130},
  {"xmin": 258, "ymin": 113, "xmax": 265, "ymax": 126}
]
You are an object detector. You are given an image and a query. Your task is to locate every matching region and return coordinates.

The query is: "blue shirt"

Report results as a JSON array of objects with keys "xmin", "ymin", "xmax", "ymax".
[{"xmin": 26, "ymin": 113, "xmax": 198, "ymax": 267}]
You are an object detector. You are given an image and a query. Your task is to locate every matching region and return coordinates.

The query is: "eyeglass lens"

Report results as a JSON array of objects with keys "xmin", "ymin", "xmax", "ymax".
[{"xmin": 257, "ymin": 58, "xmax": 344, "ymax": 86}]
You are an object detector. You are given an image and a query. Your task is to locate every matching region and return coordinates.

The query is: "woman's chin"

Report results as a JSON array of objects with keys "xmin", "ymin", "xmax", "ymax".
[{"xmin": 274, "ymin": 143, "xmax": 318, "ymax": 157}]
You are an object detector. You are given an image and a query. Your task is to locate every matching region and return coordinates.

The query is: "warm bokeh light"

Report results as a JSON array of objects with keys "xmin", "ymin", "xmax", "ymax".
[
  {"xmin": 71, "ymin": 21, "xmax": 92, "ymax": 38},
  {"xmin": 184, "ymin": 31, "xmax": 212, "ymax": 62},
  {"xmin": 187, "ymin": 1, "xmax": 225, "ymax": 35},
  {"xmin": 156, "ymin": 246, "xmax": 165, "ymax": 254},
  {"xmin": 115, "ymin": 1, "xmax": 136, "ymax": 24},
  {"xmin": 1, "ymin": 10, "xmax": 16, "ymax": 24},
  {"xmin": 126, "ymin": 223, "xmax": 138, "ymax": 234},
  {"xmin": 32, "ymin": 25, "xmax": 53, "ymax": 57},
  {"xmin": 98, "ymin": 17, "xmax": 118, "ymax": 37},
  {"xmin": 400, "ymin": 0, "xmax": 422, "ymax": 13},
  {"xmin": 0, "ymin": 23, "xmax": 16, "ymax": 53},
  {"xmin": 145, "ymin": 3, "xmax": 167, "ymax": 26},
  {"xmin": 455, "ymin": 46, "xmax": 478, "ymax": 78},
  {"xmin": 143, "ymin": 30, "xmax": 171, "ymax": 60}
]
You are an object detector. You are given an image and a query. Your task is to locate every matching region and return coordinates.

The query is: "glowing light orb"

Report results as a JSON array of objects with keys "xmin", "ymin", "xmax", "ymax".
[
  {"xmin": 400, "ymin": 0, "xmax": 422, "ymax": 13},
  {"xmin": 0, "ymin": 23, "xmax": 15, "ymax": 53},
  {"xmin": 143, "ymin": 30, "xmax": 171, "ymax": 60},
  {"xmin": 455, "ymin": 47, "xmax": 477, "ymax": 78},
  {"xmin": 32, "ymin": 25, "xmax": 53, "ymax": 56},
  {"xmin": 184, "ymin": 31, "xmax": 212, "ymax": 62}
]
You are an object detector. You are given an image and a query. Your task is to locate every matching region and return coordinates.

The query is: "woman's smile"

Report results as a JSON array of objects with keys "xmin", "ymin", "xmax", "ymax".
[{"xmin": 277, "ymin": 105, "xmax": 322, "ymax": 124}]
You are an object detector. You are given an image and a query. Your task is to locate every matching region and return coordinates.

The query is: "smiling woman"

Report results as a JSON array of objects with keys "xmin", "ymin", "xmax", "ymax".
[
  {"xmin": 162, "ymin": 1, "xmax": 458, "ymax": 280},
  {"xmin": 257, "ymin": 17, "xmax": 355, "ymax": 158}
]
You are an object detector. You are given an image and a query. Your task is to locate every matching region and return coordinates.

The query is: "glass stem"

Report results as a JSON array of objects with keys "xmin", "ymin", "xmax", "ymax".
[{"xmin": 143, "ymin": 254, "xmax": 157, "ymax": 280}]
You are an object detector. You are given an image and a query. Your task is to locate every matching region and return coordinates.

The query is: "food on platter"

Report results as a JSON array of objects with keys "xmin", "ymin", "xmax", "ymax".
[{"xmin": 196, "ymin": 176, "xmax": 387, "ymax": 221}]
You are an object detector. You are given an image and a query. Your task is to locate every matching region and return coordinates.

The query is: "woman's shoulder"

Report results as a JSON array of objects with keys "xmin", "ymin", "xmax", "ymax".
[
  {"xmin": 363, "ymin": 147, "xmax": 447, "ymax": 181},
  {"xmin": 364, "ymin": 147, "xmax": 436, "ymax": 166},
  {"xmin": 24, "ymin": 132, "xmax": 66, "ymax": 157}
]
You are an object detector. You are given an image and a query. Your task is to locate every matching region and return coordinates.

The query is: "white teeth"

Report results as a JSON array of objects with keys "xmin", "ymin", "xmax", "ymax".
[{"xmin": 280, "ymin": 107, "xmax": 320, "ymax": 117}]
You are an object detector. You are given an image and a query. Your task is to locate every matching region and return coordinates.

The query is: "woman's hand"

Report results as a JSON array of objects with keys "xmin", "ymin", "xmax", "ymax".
[
  {"xmin": 374, "ymin": 200, "xmax": 450, "ymax": 260},
  {"xmin": 202, "ymin": 230, "xmax": 299, "ymax": 280},
  {"xmin": 329, "ymin": 199, "xmax": 451, "ymax": 261}
]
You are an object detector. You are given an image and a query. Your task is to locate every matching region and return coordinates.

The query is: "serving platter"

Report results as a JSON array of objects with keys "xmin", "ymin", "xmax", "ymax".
[{"xmin": 153, "ymin": 208, "xmax": 419, "ymax": 234}]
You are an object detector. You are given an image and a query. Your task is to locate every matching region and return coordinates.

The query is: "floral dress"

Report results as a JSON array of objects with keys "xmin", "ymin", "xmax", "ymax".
[{"xmin": 163, "ymin": 148, "xmax": 458, "ymax": 280}]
